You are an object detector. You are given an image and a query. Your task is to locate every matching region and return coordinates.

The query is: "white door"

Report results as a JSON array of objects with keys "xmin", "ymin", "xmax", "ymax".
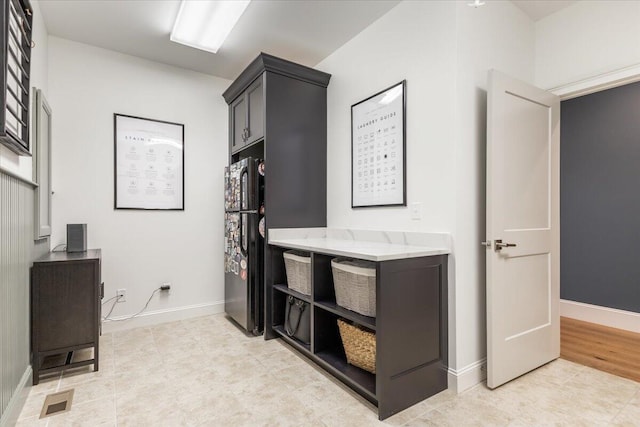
[{"xmin": 486, "ymin": 69, "xmax": 560, "ymax": 389}]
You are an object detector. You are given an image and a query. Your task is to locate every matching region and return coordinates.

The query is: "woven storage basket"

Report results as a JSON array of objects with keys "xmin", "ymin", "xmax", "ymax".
[
  {"xmin": 331, "ymin": 258, "xmax": 376, "ymax": 317},
  {"xmin": 337, "ymin": 319, "xmax": 376, "ymax": 374},
  {"xmin": 283, "ymin": 250, "xmax": 311, "ymax": 295}
]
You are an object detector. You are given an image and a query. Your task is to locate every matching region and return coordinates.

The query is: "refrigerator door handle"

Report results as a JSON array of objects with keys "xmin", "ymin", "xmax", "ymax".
[
  {"xmin": 239, "ymin": 165, "xmax": 248, "ymax": 211},
  {"xmin": 239, "ymin": 213, "xmax": 248, "ymax": 257}
]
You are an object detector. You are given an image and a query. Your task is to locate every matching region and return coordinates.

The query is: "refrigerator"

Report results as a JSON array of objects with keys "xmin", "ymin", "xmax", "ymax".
[{"xmin": 224, "ymin": 157, "xmax": 264, "ymax": 335}]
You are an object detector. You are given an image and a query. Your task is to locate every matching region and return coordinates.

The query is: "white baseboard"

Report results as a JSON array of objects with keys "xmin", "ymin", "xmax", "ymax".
[
  {"xmin": 560, "ymin": 299, "xmax": 640, "ymax": 333},
  {"xmin": 0, "ymin": 366, "xmax": 32, "ymax": 427},
  {"xmin": 102, "ymin": 301, "xmax": 225, "ymax": 333},
  {"xmin": 447, "ymin": 358, "xmax": 486, "ymax": 393}
]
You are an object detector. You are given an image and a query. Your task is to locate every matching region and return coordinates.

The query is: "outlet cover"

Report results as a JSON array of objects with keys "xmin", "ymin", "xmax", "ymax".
[{"xmin": 410, "ymin": 202, "xmax": 421, "ymax": 220}]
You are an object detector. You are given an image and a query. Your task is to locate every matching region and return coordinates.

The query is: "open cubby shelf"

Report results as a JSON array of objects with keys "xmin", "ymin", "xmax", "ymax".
[
  {"xmin": 272, "ymin": 324, "xmax": 311, "ymax": 352},
  {"xmin": 315, "ymin": 348, "xmax": 376, "ymax": 402},
  {"xmin": 273, "ymin": 283, "xmax": 312, "ymax": 303},
  {"xmin": 266, "ymin": 245, "xmax": 448, "ymax": 420},
  {"xmin": 314, "ymin": 300, "xmax": 376, "ymax": 331}
]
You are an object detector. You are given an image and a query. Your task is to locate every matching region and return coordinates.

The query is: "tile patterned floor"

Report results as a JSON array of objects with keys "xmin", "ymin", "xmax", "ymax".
[{"xmin": 15, "ymin": 314, "xmax": 640, "ymax": 426}]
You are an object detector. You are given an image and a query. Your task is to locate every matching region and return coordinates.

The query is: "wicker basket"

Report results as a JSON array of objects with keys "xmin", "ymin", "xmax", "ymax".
[
  {"xmin": 283, "ymin": 250, "xmax": 311, "ymax": 295},
  {"xmin": 337, "ymin": 319, "xmax": 376, "ymax": 374},
  {"xmin": 331, "ymin": 258, "xmax": 376, "ymax": 317}
]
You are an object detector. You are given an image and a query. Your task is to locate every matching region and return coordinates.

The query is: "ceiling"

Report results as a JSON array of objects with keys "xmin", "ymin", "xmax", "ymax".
[
  {"xmin": 511, "ymin": 0, "xmax": 577, "ymax": 21},
  {"xmin": 39, "ymin": 0, "xmax": 401, "ymax": 80},
  {"xmin": 39, "ymin": 1, "xmax": 577, "ymax": 81}
]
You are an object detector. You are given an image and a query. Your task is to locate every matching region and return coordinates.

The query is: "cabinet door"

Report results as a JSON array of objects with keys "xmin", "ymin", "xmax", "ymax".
[
  {"xmin": 246, "ymin": 78, "xmax": 264, "ymax": 145},
  {"xmin": 34, "ymin": 261, "xmax": 97, "ymax": 351},
  {"xmin": 230, "ymin": 95, "xmax": 247, "ymax": 153}
]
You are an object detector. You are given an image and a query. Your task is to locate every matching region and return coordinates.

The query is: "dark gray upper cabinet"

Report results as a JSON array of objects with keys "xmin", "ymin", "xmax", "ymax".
[
  {"xmin": 223, "ymin": 53, "xmax": 331, "ymax": 229},
  {"xmin": 230, "ymin": 76, "xmax": 264, "ymax": 153},
  {"xmin": 230, "ymin": 91, "xmax": 246, "ymax": 153},
  {"xmin": 0, "ymin": 0, "xmax": 33, "ymax": 156},
  {"xmin": 246, "ymin": 77, "xmax": 264, "ymax": 146}
]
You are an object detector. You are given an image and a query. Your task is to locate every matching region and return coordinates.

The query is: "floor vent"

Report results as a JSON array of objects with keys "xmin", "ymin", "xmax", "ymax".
[{"xmin": 40, "ymin": 389, "xmax": 74, "ymax": 419}]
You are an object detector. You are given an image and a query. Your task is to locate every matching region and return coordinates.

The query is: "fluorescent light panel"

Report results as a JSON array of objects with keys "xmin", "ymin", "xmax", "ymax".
[{"xmin": 171, "ymin": 0, "xmax": 250, "ymax": 54}]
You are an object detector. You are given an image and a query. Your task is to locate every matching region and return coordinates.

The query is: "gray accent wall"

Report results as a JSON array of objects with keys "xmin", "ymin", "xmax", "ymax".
[
  {"xmin": 0, "ymin": 169, "xmax": 48, "ymax": 425},
  {"xmin": 561, "ymin": 81, "xmax": 640, "ymax": 313}
]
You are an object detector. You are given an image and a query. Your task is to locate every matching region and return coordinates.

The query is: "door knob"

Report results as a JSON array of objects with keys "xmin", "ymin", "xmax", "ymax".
[{"xmin": 494, "ymin": 239, "xmax": 516, "ymax": 251}]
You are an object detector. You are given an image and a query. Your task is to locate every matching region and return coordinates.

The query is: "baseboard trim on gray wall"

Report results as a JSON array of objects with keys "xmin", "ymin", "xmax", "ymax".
[
  {"xmin": 447, "ymin": 358, "xmax": 486, "ymax": 393},
  {"xmin": 101, "ymin": 301, "xmax": 225, "ymax": 333},
  {"xmin": 560, "ymin": 299, "xmax": 640, "ymax": 333},
  {"xmin": 0, "ymin": 366, "xmax": 32, "ymax": 427}
]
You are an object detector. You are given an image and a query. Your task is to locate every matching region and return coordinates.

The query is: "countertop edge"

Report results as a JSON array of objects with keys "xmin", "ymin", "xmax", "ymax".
[{"xmin": 268, "ymin": 238, "xmax": 450, "ymax": 262}]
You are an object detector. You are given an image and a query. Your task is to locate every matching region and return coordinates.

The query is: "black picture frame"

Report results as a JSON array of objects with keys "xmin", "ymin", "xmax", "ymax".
[
  {"xmin": 351, "ymin": 80, "xmax": 406, "ymax": 208},
  {"xmin": 114, "ymin": 113, "xmax": 185, "ymax": 210}
]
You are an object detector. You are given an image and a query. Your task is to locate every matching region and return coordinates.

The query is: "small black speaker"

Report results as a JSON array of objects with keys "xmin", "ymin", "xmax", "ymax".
[{"xmin": 67, "ymin": 224, "xmax": 87, "ymax": 253}]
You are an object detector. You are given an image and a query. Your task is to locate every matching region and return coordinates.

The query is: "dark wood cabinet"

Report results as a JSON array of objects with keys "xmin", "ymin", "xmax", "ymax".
[
  {"xmin": 230, "ymin": 75, "xmax": 264, "ymax": 153},
  {"xmin": 31, "ymin": 249, "xmax": 102, "ymax": 384},
  {"xmin": 268, "ymin": 246, "xmax": 448, "ymax": 420},
  {"xmin": 223, "ymin": 53, "xmax": 331, "ymax": 334}
]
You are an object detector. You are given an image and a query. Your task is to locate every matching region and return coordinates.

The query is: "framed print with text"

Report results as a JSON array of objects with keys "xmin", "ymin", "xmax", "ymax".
[
  {"xmin": 351, "ymin": 80, "xmax": 406, "ymax": 208},
  {"xmin": 114, "ymin": 114, "xmax": 184, "ymax": 210}
]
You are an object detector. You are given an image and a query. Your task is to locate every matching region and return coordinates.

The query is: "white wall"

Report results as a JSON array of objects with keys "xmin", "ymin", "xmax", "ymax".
[
  {"xmin": 0, "ymin": 0, "xmax": 49, "ymax": 179},
  {"xmin": 316, "ymin": 0, "xmax": 459, "ymax": 373},
  {"xmin": 319, "ymin": 1, "xmax": 458, "ymax": 232},
  {"xmin": 48, "ymin": 37, "xmax": 230, "ymax": 327},
  {"xmin": 535, "ymin": 0, "xmax": 640, "ymax": 89},
  {"xmin": 317, "ymin": 0, "xmax": 536, "ymax": 389}
]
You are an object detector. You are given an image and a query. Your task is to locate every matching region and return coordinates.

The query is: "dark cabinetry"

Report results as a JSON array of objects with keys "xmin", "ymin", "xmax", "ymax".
[
  {"xmin": 269, "ymin": 247, "xmax": 448, "ymax": 420},
  {"xmin": 223, "ymin": 53, "xmax": 331, "ymax": 334},
  {"xmin": 230, "ymin": 76, "xmax": 264, "ymax": 153},
  {"xmin": 0, "ymin": 0, "xmax": 33, "ymax": 155},
  {"xmin": 31, "ymin": 250, "xmax": 102, "ymax": 384}
]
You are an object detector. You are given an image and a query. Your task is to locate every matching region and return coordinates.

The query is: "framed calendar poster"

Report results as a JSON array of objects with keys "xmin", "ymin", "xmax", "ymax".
[
  {"xmin": 351, "ymin": 80, "xmax": 406, "ymax": 208},
  {"xmin": 114, "ymin": 114, "xmax": 184, "ymax": 210}
]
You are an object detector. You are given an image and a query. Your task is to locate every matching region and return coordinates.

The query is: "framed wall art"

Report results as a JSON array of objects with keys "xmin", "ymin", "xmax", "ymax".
[
  {"xmin": 114, "ymin": 114, "xmax": 184, "ymax": 210},
  {"xmin": 351, "ymin": 80, "xmax": 406, "ymax": 208}
]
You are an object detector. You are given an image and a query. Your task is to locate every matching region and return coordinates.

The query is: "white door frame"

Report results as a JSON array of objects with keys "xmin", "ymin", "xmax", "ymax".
[{"xmin": 550, "ymin": 63, "xmax": 640, "ymax": 100}]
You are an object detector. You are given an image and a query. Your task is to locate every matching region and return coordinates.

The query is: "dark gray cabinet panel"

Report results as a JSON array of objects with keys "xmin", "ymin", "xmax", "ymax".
[
  {"xmin": 246, "ymin": 78, "xmax": 264, "ymax": 145},
  {"xmin": 31, "ymin": 249, "xmax": 101, "ymax": 384},
  {"xmin": 264, "ymin": 71, "xmax": 327, "ymax": 229},
  {"xmin": 230, "ymin": 94, "xmax": 246, "ymax": 153},
  {"xmin": 229, "ymin": 76, "xmax": 264, "ymax": 154}
]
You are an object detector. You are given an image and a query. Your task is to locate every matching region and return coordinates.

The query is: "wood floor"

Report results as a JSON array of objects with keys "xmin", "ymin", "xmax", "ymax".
[{"xmin": 561, "ymin": 316, "xmax": 640, "ymax": 383}]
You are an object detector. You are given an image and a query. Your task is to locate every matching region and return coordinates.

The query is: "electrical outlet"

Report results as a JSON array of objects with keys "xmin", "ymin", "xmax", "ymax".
[{"xmin": 116, "ymin": 288, "xmax": 126, "ymax": 302}]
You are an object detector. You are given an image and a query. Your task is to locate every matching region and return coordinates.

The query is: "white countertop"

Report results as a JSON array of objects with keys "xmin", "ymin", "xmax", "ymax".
[{"xmin": 268, "ymin": 228, "xmax": 451, "ymax": 261}]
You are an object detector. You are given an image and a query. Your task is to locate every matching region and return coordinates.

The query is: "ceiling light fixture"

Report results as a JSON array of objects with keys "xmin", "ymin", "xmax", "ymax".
[
  {"xmin": 468, "ymin": 0, "xmax": 486, "ymax": 7},
  {"xmin": 170, "ymin": 0, "xmax": 251, "ymax": 54}
]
